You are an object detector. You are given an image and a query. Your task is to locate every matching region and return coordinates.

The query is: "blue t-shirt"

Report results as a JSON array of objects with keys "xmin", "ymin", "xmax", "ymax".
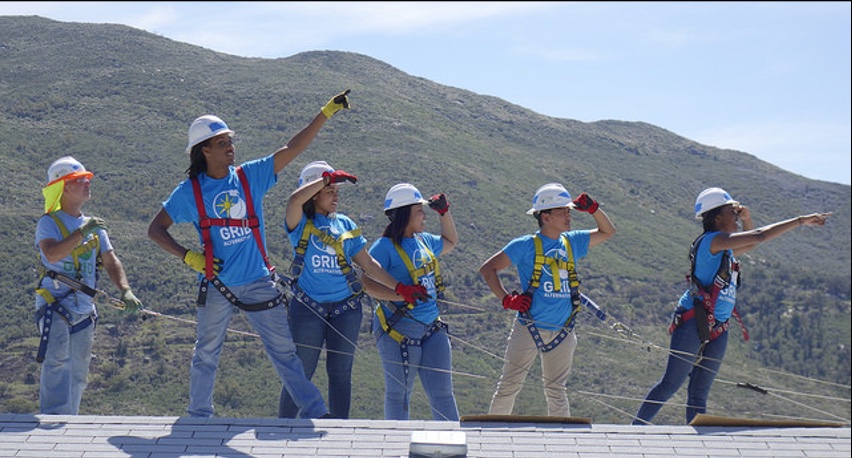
[
  {"xmin": 34, "ymin": 211, "xmax": 114, "ymax": 315},
  {"xmin": 369, "ymin": 233, "xmax": 444, "ymax": 325},
  {"xmin": 162, "ymin": 156, "xmax": 276, "ymax": 287},
  {"xmin": 677, "ymin": 231, "xmax": 738, "ymax": 322},
  {"xmin": 502, "ymin": 230, "xmax": 590, "ymax": 331},
  {"xmin": 286, "ymin": 212, "xmax": 367, "ymax": 303}
]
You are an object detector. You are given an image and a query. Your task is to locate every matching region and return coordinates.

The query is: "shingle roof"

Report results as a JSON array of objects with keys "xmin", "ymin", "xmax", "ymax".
[{"xmin": 0, "ymin": 413, "xmax": 849, "ymax": 458}]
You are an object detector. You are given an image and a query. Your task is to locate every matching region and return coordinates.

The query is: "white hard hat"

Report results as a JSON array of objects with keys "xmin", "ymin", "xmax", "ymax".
[
  {"xmin": 384, "ymin": 183, "xmax": 428, "ymax": 211},
  {"xmin": 186, "ymin": 115, "xmax": 234, "ymax": 154},
  {"xmin": 694, "ymin": 187, "xmax": 739, "ymax": 219},
  {"xmin": 46, "ymin": 156, "xmax": 93, "ymax": 185},
  {"xmin": 299, "ymin": 161, "xmax": 334, "ymax": 186},
  {"xmin": 526, "ymin": 183, "xmax": 575, "ymax": 215}
]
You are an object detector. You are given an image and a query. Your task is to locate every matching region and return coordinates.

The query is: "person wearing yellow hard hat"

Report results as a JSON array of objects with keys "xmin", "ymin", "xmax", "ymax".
[
  {"xmin": 633, "ymin": 187, "xmax": 832, "ymax": 425},
  {"xmin": 480, "ymin": 183, "xmax": 616, "ymax": 418},
  {"xmin": 35, "ymin": 156, "xmax": 144, "ymax": 415},
  {"xmin": 147, "ymin": 90, "xmax": 351, "ymax": 419}
]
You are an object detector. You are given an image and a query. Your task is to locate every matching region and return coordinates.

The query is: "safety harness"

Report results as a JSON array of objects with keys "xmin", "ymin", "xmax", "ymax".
[
  {"xmin": 284, "ymin": 218, "xmax": 367, "ymax": 317},
  {"xmin": 34, "ymin": 212, "xmax": 101, "ymax": 363},
  {"xmin": 375, "ymin": 236, "xmax": 447, "ymax": 376},
  {"xmin": 190, "ymin": 166, "xmax": 282, "ymax": 312},
  {"xmin": 520, "ymin": 234, "xmax": 583, "ymax": 352},
  {"xmin": 289, "ymin": 219, "xmax": 364, "ymax": 294},
  {"xmin": 668, "ymin": 233, "xmax": 749, "ymax": 347}
]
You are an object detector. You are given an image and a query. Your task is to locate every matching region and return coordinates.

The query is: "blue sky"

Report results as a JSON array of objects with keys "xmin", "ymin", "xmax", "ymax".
[{"xmin": 3, "ymin": 2, "xmax": 850, "ymax": 185}]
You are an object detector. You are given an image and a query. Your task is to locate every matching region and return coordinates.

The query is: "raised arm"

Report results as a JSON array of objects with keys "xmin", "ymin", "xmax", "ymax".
[
  {"xmin": 427, "ymin": 193, "xmax": 458, "ymax": 255},
  {"xmin": 272, "ymin": 90, "xmax": 350, "ymax": 174},
  {"xmin": 711, "ymin": 212, "xmax": 832, "ymax": 255}
]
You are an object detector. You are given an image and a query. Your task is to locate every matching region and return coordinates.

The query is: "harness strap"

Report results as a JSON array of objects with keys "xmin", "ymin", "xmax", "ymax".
[
  {"xmin": 36, "ymin": 213, "xmax": 101, "ymax": 297},
  {"xmin": 235, "ymin": 167, "xmax": 274, "ymax": 274},
  {"xmin": 518, "ymin": 311, "xmax": 573, "ymax": 352},
  {"xmin": 680, "ymin": 233, "xmax": 747, "ymax": 342},
  {"xmin": 668, "ymin": 306, "xmax": 749, "ymax": 342},
  {"xmin": 375, "ymin": 303, "xmax": 415, "ymax": 345},
  {"xmin": 290, "ymin": 219, "xmax": 363, "ymax": 294},
  {"xmin": 290, "ymin": 282, "xmax": 366, "ymax": 318},
  {"xmin": 34, "ymin": 289, "xmax": 96, "ymax": 363},
  {"xmin": 202, "ymin": 276, "xmax": 283, "ymax": 312},
  {"xmin": 46, "ymin": 212, "xmax": 101, "ymax": 276},
  {"xmin": 33, "ymin": 214, "xmax": 102, "ymax": 363},
  {"xmin": 522, "ymin": 234, "xmax": 583, "ymax": 351},
  {"xmin": 392, "ymin": 235, "xmax": 445, "ymax": 302},
  {"xmin": 189, "ymin": 166, "xmax": 277, "ymax": 306},
  {"xmin": 373, "ymin": 234, "xmax": 448, "ymax": 367},
  {"xmin": 376, "ymin": 304, "xmax": 448, "ymax": 375}
]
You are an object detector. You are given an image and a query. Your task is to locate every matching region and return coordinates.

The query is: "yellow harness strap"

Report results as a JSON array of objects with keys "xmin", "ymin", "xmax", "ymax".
[
  {"xmin": 36, "ymin": 213, "xmax": 101, "ymax": 294},
  {"xmin": 36, "ymin": 287, "xmax": 56, "ymax": 304},
  {"xmin": 391, "ymin": 235, "xmax": 445, "ymax": 304},
  {"xmin": 47, "ymin": 212, "xmax": 100, "ymax": 274},
  {"xmin": 376, "ymin": 235, "xmax": 445, "ymax": 343},
  {"xmin": 530, "ymin": 235, "xmax": 575, "ymax": 293},
  {"xmin": 34, "ymin": 214, "xmax": 102, "ymax": 363},
  {"xmin": 291, "ymin": 219, "xmax": 362, "ymax": 293},
  {"xmin": 522, "ymin": 234, "xmax": 583, "ymax": 349},
  {"xmin": 375, "ymin": 303, "xmax": 410, "ymax": 343}
]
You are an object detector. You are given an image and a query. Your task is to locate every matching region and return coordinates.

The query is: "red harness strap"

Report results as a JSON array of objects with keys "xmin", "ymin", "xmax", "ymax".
[
  {"xmin": 671, "ymin": 234, "xmax": 749, "ymax": 343},
  {"xmin": 189, "ymin": 166, "xmax": 274, "ymax": 280},
  {"xmin": 668, "ymin": 306, "xmax": 749, "ymax": 342}
]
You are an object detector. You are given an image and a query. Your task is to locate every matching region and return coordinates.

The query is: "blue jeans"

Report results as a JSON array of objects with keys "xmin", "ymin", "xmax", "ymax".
[
  {"xmin": 633, "ymin": 313, "xmax": 729, "ymax": 425},
  {"xmin": 187, "ymin": 277, "xmax": 328, "ymax": 418},
  {"xmin": 372, "ymin": 313, "xmax": 459, "ymax": 421},
  {"xmin": 38, "ymin": 309, "xmax": 95, "ymax": 414},
  {"xmin": 279, "ymin": 294, "xmax": 362, "ymax": 419}
]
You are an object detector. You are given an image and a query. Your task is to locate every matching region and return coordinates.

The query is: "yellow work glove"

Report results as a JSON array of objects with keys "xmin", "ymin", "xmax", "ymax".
[
  {"xmin": 321, "ymin": 89, "xmax": 351, "ymax": 119},
  {"xmin": 120, "ymin": 288, "xmax": 143, "ymax": 313},
  {"xmin": 79, "ymin": 217, "xmax": 108, "ymax": 237},
  {"xmin": 183, "ymin": 250, "xmax": 222, "ymax": 275}
]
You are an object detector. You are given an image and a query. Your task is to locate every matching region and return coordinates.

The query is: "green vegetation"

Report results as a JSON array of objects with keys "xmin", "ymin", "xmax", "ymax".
[{"xmin": 0, "ymin": 16, "xmax": 849, "ymax": 424}]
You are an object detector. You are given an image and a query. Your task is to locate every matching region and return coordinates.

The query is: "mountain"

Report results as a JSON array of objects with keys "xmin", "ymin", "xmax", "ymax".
[{"xmin": 1, "ymin": 16, "xmax": 849, "ymax": 424}]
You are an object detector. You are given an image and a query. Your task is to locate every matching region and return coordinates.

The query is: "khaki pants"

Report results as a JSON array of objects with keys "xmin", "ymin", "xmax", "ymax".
[{"xmin": 489, "ymin": 317, "xmax": 578, "ymax": 417}]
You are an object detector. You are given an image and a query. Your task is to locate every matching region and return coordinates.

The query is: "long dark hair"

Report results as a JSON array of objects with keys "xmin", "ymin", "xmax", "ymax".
[
  {"xmin": 382, "ymin": 205, "xmax": 412, "ymax": 245},
  {"xmin": 185, "ymin": 140, "xmax": 211, "ymax": 178},
  {"xmin": 302, "ymin": 198, "xmax": 318, "ymax": 219}
]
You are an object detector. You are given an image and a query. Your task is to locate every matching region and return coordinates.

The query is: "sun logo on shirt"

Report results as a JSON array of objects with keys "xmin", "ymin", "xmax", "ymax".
[{"xmin": 213, "ymin": 190, "xmax": 246, "ymax": 218}]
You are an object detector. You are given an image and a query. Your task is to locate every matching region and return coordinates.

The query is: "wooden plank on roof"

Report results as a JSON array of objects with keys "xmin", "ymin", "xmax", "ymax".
[
  {"xmin": 689, "ymin": 414, "xmax": 846, "ymax": 427},
  {"xmin": 460, "ymin": 414, "xmax": 591, "ymax": 424}
]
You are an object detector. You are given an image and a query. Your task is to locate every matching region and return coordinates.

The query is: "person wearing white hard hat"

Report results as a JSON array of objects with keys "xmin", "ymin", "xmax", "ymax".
[
  {"xmin": 35, "ymin": 156, "xmax": 144, "ymax": 414},
  {"xmin": 278, "ymin": 161, "xmax": 408, "ymax": 419},
  {"xmin": 480, "ymin": 183, "xmax": 615, "ymax": 417},
  {"xmin": 633, "ymin": 187, "xmax": 832, "ymax": 425},
  {"xmin": 147, "ymin": 90, "xmax": 351, "ymax": 419},
  {"xmin": 362, "ymin": 182, "xmax": 460, "ymax": 421}
]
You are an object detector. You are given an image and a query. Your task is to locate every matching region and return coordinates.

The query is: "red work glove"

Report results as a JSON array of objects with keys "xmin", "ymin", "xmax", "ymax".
[
  {"xmin": 322, "ymin": 170, "xmax": 358, "ymax": 185},
  {"xmin": 428, "ymin": 193, "xmax": 450, "ymax": 216},
  {"xmin": 395, "ymin": 282, "xmax": 430, "ymax": 304},
  {"xmin": 502, "ymin": 291, "xmax": 532, "ymax": 313},
  {"xmin": 572, "ymin": 192, "xmax": 599, "ymax": 214}
]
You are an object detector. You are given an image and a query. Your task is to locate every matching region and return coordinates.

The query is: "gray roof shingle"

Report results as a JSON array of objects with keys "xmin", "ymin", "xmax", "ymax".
[{"xmin": 0, "ymin": 414, "xmax": 849, "ymax": 458}]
